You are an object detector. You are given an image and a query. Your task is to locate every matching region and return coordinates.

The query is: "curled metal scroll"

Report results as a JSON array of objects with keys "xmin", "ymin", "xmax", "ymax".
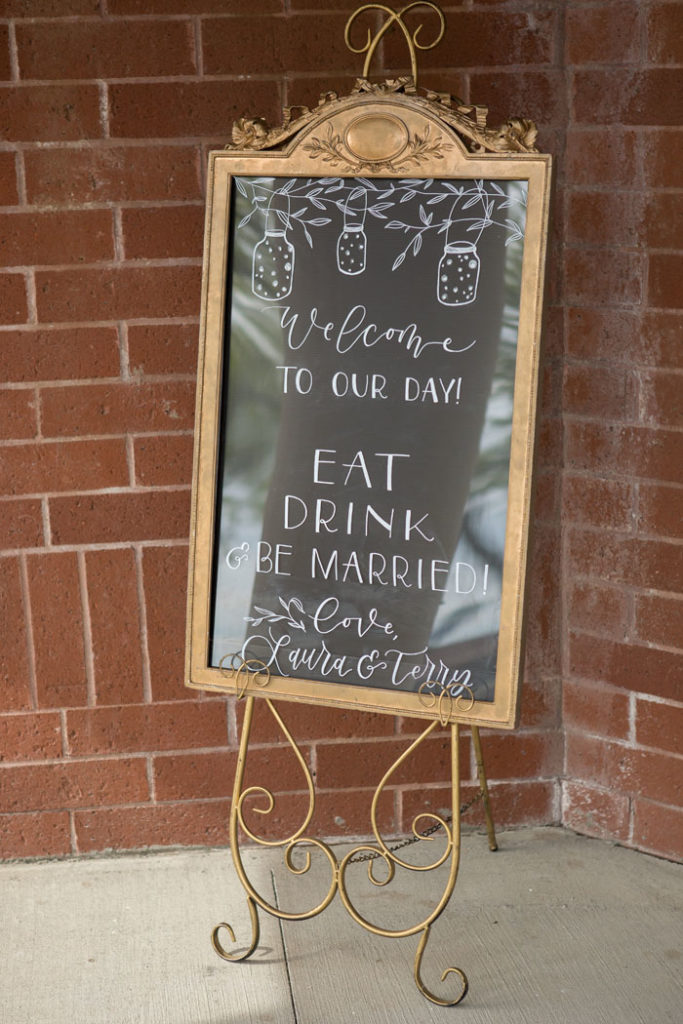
[
  {"xmin": 211, "ymin": 688, "xmax": 339, "ymax": 963},
  {"xmin": 336, "ymin": 720, "xmax": 468, "ymax": 1003},
  {"xmin": 218, "ymin": 654, "xmax": 272, "ymax": 700},
  {"xmin": 418, "ymin": 677, "xmax": 476, "ymax": 726},
  {"xmin": 345, "ymin": 2, "xmax": 446, "ymax": 86},
  {"xmin": 213, "ymin": 666, "xmax": 471, "ymax": 1004}
]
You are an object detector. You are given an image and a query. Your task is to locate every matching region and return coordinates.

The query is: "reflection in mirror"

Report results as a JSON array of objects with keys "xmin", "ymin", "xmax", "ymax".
[{"xmin": 210, "ymin": 176, "xmax": 528, "ymax": 704}]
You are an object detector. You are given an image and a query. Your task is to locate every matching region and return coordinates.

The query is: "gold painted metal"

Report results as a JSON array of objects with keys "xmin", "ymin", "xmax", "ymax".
[
  {"xmin": 344, "ymin": 111, "xmax": 409, "ymax": 161},
  {"xmin": 187, "ymin": 9, "xmax": 549, "ymax": 1003},
  {"xmin": 344, "ymin": 2, "xmax": 446, "ymax": 87},
  {"xmin": 472, "ymin": 725, "xmax": 498, "ymax": 852},
  {"xmin": 211, "ymin": 661, "xmax": 495, "ymax": 1006},
  {"xmin": 228, "ymin": 76, "xmax": 539, "ymax": 158}
]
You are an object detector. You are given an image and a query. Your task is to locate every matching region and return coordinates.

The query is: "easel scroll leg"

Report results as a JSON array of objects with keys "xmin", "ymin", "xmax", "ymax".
[
  {"xmin": 212, "ymin": 694, "xmax": 262, "ymax": 961},
  {"xmin": 471, "ymin": 725, "xmax": 498, "ymax": 852}
]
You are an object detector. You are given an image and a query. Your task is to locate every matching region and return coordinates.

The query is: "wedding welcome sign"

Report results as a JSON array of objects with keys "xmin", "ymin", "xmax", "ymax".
[{"xmin": 186, "ymin": 88, "xmax": 550, "ymax": 728}]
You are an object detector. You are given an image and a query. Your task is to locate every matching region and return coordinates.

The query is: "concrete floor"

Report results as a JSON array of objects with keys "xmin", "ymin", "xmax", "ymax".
[{"xmin": 1, "ymin": 827, "xmax": 681, "ymax": 1024}]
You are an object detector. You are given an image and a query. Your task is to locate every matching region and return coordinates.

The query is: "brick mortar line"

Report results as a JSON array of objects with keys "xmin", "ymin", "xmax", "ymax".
[
  {"xmin": 59, "ymin": 709, "xmax": 68, "ymax": 758},
  {"xmin": 1, "ymin": 257, "xmax": 203, "ymax": 272},
  {"xmin": 112, "ymin": 207, "xmax": 124, "ymax": 261},
  {"xmin": 628, "ymin": 691, "xmax": 637, "ymax": 745},
  {"xmin": 564, "ymin": 243, "xmax": 683, "ymax": 254},
  {"xmin": 0, "ymin": 319, "xmax": 200, "ymax": 331},
  {"xmin": 12, "ymin": 149, "xmax": 27, "ymax": 206},
  {"xmin": 23, "ymin": 268, "xmax": 37, "ymax": 324},
  {"xmin": 564, "ymin": 360, "xmax": 683, "ymax": 373},
  {"xmin": 568, "ymin": 583, "xmax": 683, "ymax": 604},
  {"xmin": 0, "ymin": 379, "xmax": 197, "ymax": 390},
  {"xmin": 192, "ymin": 15, "xmax": 203, "ymax": 78},
  {"xmin": 125, "ymin": 434, "xmax": 136, "ymax": 488},
  {"xmin": 0, "ymin": 697, "xmax": 228, "ymax": 717},
  {"xmin": 635, "ymin": 692, "xmax": 683, "ymax": 709},
  {"xmin": 40, "ymin": 495, "xmax": 51, "ymax": 547},
  {"xmin": 565, "ymin": 728, "xmax": 683, "ymax": 763},
  {"xmin": 0, "ymin": 201, "xmax": 207, "ymax": 212},
  {"xmin": 565, "ymin": 678, "xmax": 683, "ymax": 708},
  {"xmin": 77, "ymin": 550, "xmax": 97, "ymax": 708},
  {"xmin": 69, "ymin": 809, "xmax": 78, "ymax": 854},
  {"xmin": 566, "ymin": 629, "xmax": 683, "ymax": 655},
  {"xmin": 32, "ymin": 383, "xmax": 41, "ymax": 439},
  {"xmin": 146, "ymin": 755, "xmax": 156, "ymax": 803},
  {"xmin": 0, "ymin": 482, "xmax": 192, "ymax": 494},
  {"xmin": 7, "ymin": 139, "xmax": 208, "ymax": 150},
  {"xmin": 0, "ymin": 434, "xmax": 195, "ymax": 449},
  {"xmin": 7, "ymin": 19, "xmax": 18, "ymax": 82},
  {"xmin": 4, "ymin": 72, "xmax": 294, "ymax": 85},
  {"xmin": 566, "ymin": 526, "xmax": 683, "ymax": 546},
  {"xmin": 18, "ymin": 552, "xmax": 39, "ymax": 712},
  {"xmin": 133, "ymin": 544, "xmax": 153, "ymax": 705},
  {"xmin": 0, "ymin": 540, "xmax": 189, "ymax": 558},
  {"xmin": 117, "ymin": 319, "xmax": 130, "ymax": 379},
  {"xmin": 565, "ymin": 414, "xmax": 683, "ymax": 431}
]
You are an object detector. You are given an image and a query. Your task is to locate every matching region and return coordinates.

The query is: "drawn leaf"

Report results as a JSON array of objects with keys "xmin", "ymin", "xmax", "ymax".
[
  {"xmin": 428, "ymin": 193, "xmax": 447, "ymax": 204},
  {"xmin": 490, "ymin": 181, "xmax": 505, "ymax": 196},
  {"xmin": 303, "ymin": 225, "xmax": 313, "ymax": 247},
  {"xmin": 386, "ymin": 220, "xmax": 405, "ymax": 229},
  {"xmin": 392, "ymin": 251, "xmax": 406, "ymax": 270},
  {"xmin": 237, "ymin": 212, "xmax": 254, "ymax": 228},
  {"xmin": 400, "ymin": 190, "xmax": 416, "ymax": 202},
  {"xmin": 412, "ymin": 233, "xmax": 423, "ymax": 255},
  {"xmin": 462, "ymin": 194, "xmax": 482, "ymax": 209},
  {"xmin": 308, "ymin": 217, "xmax": 331, "ymax": 226}
]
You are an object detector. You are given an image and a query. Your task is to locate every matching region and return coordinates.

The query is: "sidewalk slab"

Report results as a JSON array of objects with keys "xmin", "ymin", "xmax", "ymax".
[{"xmin": 1, "ymin": 828, "xmax": 681, "ymax": 1024}]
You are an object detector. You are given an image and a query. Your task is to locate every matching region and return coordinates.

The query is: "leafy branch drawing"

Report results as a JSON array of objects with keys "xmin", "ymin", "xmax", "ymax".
[
  {"xmin": 245, "ymin": 596, "xmax": 307, "ymax": 632},
  {"xmin": 236, "ymin": 176, "xmax": 526, "ymax": 267},
  {"xmin": 385, "ymin": 179, "xmax": 525, "ymax": 271}
]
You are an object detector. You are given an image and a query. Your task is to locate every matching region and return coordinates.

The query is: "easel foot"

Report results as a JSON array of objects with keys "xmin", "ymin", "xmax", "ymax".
[
  {"xmin": 212, "ymin": 895, "xmax": 260, "ymax": 961},
  {"xmin": 414, "ymin": 925, "xmax": 469, "ymax": 1006}
]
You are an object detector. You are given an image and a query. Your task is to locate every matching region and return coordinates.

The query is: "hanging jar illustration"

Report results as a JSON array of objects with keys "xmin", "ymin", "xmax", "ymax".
[
  {"xmin": 437, "ymin": 231, "xmax": 481, "ymax": 307},
  {"xmin": 252, "ymin": 191, "xmax": 295, "ymax": 300},
  {"xmin": 337, "ymin": 187, "xmax": 367, "ymax": 276}
]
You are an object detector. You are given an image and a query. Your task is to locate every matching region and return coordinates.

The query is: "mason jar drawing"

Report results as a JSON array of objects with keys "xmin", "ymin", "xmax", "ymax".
[
  {"xmin": 337, "ymin": 187, "xmax": 367, "ymax": 276},
  {"xmin": 437, "ymin": 240, "xmax": 481, "ymax": 307},
  {"xmin": 252, "ymin": 191, "xmax": 295, "ymax": 300}
]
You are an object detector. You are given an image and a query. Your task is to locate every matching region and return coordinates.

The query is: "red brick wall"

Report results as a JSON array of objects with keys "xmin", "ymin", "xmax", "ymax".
[
  {"xmin": 561, "ymin": 0, "xmax": 682, "ymax": 862},
  {"xmin": 0, "ymin": 2, "xmax": 678, "ymax": 862}
]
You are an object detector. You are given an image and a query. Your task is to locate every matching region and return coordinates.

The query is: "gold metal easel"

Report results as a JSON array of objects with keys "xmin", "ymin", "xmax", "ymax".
[
  {"xmin": 212, "ymin": 660, "xmax": 497, "ymax": 1007},
  {"xmin": 205, "ymin": 4, "xmax": 527, "ymax": 1006}
]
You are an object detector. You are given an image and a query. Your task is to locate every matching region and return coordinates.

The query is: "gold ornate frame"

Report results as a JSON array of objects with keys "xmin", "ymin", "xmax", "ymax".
[{"xmin": 185, "ymin": 79, "xmax": 551, "ymax": 730}]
